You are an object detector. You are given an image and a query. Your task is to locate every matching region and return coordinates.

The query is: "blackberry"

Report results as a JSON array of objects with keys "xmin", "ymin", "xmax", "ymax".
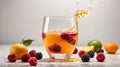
[
  {"xmin": 35, "ymin": 52, "xmax": 43, "ymax": 60},
  {"xmin": 96, "ymin": 48, "xmax": 104, "ymax": 54},
  {"xmin": 87, "ymin": 51, "xmax": 95, "ymax": 58},
  {"xmin": 81, "ymin": 54, "xmax": 90, "ymax": 62}
]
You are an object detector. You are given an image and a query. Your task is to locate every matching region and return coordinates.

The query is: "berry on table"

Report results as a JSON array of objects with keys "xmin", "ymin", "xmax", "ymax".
[
  {"xmin": 29, "ymin": 50, "xmax": 36, "ymax": 57},
  {"xmin": 96, "ymin": 53, "xmax": 105, "ymax": 62},
  {"xmin": 87, "ymin": 51, "xmax": 95, "ymax": 58},
  {"xmin": 8, "ymin": 54, "xmax": 17, "ymax": 62},
  {"xmin": 78, "ymin": 50, "xmax": 86, "ymax": 58},
  {"xmin": 96, "ymin": 48, "xmax": 104, "ymax": 54},
  {"xmin": 81, "ymin": 54, "xmax": 90, "ymax": 62},
  {"xmin": 35, "ymin": 52, "xmax": 43, "ymax": 60},
  {"xmin": 28, "ymin": 57, "xmax": 37, "ymax": 66},
  {"xmin": 21, "ymin": 53, "xmax": 31, "ymax": 62},
  {"xmin": 73, "ymin": 48, "xmax": 78, "ymax": 54}
]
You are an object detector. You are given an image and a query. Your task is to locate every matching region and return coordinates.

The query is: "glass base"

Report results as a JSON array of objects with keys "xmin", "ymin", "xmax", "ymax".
[{"xmin": 48, "ymin": 53, "xmax": 72, "ymax": 62}]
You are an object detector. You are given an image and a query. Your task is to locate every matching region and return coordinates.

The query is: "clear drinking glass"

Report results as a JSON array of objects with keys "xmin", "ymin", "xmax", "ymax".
[{"xmin": 42, "ymin": 16, "xmax": 78, "ymax": 61}]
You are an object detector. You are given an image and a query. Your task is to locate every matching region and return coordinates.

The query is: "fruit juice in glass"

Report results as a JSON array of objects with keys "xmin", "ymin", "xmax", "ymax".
[{"xmin": 42, "ymin": 16, "xmax": 78, "ymax": 61}]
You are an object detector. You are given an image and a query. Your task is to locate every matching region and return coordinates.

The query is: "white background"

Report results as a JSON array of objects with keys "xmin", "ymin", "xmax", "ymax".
[{"xmin": 0, "ymin": 0, "xmax": 120, "ymax": 46}]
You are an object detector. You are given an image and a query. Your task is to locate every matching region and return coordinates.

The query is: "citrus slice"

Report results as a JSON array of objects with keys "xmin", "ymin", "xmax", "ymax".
[{"xmin": 79, "ymin": 46, "xmax": 94, "ymax": 53}]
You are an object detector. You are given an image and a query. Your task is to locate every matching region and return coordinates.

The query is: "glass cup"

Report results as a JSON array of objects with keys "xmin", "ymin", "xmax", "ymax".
[{"xmin": 42, "ymin": 16, "xmax": 78, "ymax": 61}]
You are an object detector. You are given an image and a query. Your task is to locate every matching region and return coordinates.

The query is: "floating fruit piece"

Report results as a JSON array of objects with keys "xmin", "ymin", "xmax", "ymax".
[
  {"xmin": 61, "ymin": 33, "xmax": 69, "ymax": 40},
  {"xmin": 67, "ymin": 37, "xmax": 76, "ymax": 45},
  {"xmin": 96, "ymin": 53, "xmax": 105, "ymax": 62},
  {"xmin": 8, "ymin": 54, "xmax": 17, "ymax": 62},
  {"xmin": 9, "ymin": 43, "xmax": 28, "ymax": 59},
  {"xmin": 42, "ymin": 33, "xmax": 46, "ymax": 39},
  {"xmin": 104, "ymin": 42, "xmax": 118, "ymax": 54},
  {"xmin": 79, "ymin": 46, "xmax": 94, "ymax": 53},
  {"xmin": 49, "ymin": 44, "xmax": 61, "ymax": 52},
  {"xmin": 73, "ymin": 48, "xmax": 78, "ymax": 54},
  {"xmin": 88, "ymin": 40, "xmax": 102, "ymax": 51}
]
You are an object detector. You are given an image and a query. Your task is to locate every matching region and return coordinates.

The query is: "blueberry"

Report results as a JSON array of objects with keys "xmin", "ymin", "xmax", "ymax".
[
  {"xmin": 96, "ymin": 48, "xmax": 104, "ymax": 54},
  {"xmin": 81, "ymin": 54, "xmax": 90, "ymax": 62},
  {"xmin": 87, "ymin": 51, "xmax": 95, "ymax": 58}
]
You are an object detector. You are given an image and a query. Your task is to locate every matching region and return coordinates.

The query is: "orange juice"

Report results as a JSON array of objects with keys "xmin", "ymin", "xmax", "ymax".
[{"xmin": 42, "ymin": 31, "xmax": 78, "ymax": 54}]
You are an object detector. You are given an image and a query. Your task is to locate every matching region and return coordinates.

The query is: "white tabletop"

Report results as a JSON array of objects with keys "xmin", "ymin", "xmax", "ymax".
[{"xmin": 0, "ymin": 44, "xmax": 120, "ymax": 67}]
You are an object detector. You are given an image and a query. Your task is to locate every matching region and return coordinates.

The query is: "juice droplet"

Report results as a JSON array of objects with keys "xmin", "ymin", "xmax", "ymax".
[
  {"xmin": 89, "ymin": 0, "xmax": 93, "ymax": 3},
  {"xmin": 76, "ymin": 1, "xmax": 79, "ymax": 5},
  {"xmin": 100, "ymin": 1, "xmax": 105, "ymax": 7}
]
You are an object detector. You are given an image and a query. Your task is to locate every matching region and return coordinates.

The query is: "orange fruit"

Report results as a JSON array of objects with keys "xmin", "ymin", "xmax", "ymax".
[
  {"xmin": 9, "ymin": 43, "xmax": 28, "ymax": 59},
  {"xmin": 104, "ymin": 42, "xmax": 118, "ymax": 54}
]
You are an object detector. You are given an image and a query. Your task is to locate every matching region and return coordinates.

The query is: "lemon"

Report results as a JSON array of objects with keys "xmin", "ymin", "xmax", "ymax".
[
  {"xmin": 88, "ymin": 40, "xmax": 102, "ymax": 51},
  {"xmin": 79, "ymin": 46, "xmax": 94, "ymax": 53},
  {"xmin": 9, "ymin": 43, "xmax": 28, "ymax": 59}
]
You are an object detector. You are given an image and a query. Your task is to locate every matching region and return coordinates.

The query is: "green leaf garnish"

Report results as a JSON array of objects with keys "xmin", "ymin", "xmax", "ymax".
[{"xmin": 21, "ymin": 39, "xmax": 34, "ymax": 46}]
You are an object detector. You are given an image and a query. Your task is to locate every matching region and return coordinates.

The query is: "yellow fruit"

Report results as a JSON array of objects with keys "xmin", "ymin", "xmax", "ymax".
[
  {"xmin": 9, "ymin": 43, "xmax": 28, "ymax": 59},
  {"xmin": 88, "ymin": 40, "xmax": 102, "ymax": 51},
  {"xmin": 104, "ymin": 42, "xmax": 118, "ymax": 54},
  {"xmin": 79, "ymin": 46, "xmax": 94, "ymax": 53}
]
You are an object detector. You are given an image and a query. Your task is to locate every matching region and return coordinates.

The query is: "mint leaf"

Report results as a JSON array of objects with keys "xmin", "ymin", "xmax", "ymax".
[{"xmin": 22, "ymin": 39, "xmax": 34, "ymax": 46}]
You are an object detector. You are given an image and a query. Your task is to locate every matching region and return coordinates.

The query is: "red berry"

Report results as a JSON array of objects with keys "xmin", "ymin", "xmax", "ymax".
[
  {"xmin": 96, "ymin": 53, "xmax": 105, "ymax": 62},
  {"xmin": 29, "ymin": 50, "xmax": 36, "ymax": 57},
  {"xmin": 73, "ymin": 48, "xmax": 78, "ymax": 54},
  {"xmin": 28, "ymin": 57, "xmax": 37, "ymax": 66},
  {"xmin": 21, "ymin": 53, "xmax": 31, "ymax": 62},
  {"xmin": 42, "ymin": 33, "xmax": 46, "ymax": 39},
  {"xmin": 8, "ymin": 54, "xmax": 17, "ymax": 62},
  {"xmin": 78, "ymin": 50, "xmax": 86, "ymax": 58},
  {"xmin": 67, "ymin": 37, "xmax": 76, "ymax": 45},
  {"xmin": 68, "ymin": 32, "xmax": 78, "ymax": 37},
  {"xmin": 49, "ymin": 44, "xmax": 61, "ymax": 52},
  {"xmin": 61, "ymin": 33, "xmax": 69, "ymax": 40}
]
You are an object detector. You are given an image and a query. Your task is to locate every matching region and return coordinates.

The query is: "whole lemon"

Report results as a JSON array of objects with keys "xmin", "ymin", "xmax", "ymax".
[
  {"xmin": 104, "ymin": 42, "xmax": 118, "ymax": 54},
  {"xmin": 88, "ymin": 40, "xmax": 102, "ymax": 51},
  {"xmin": 9, "ymin": 43, "xmax": 28, "ymax": 59}
]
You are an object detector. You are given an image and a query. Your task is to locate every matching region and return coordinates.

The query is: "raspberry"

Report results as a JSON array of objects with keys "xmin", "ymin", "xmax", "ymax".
[
  {"xmin": 81, "ymin": 54, "xmax": 90, "ymax": 62},
  {"xmin": 73, "ymin": 48, "xmax": 78, "ymax": 54},
  {"xmin": 96, "ymin": 48, "xmax": 104, "ymax": 54},
  {"xmin": 21, "ymin": 53, "xmax": 31, "ymax": 62},
  {"xmin": 49, "ymin": 44, "xmax": 61, "ymax": 52},
  {"xmin": 8, "ymin": 54, "xmax": 17, "ymax": 62},
  {"xmin": 35, "ymin": 52, "xmax": 43, "ymax": 60},
  {"xmin": 67, "ymin": 37, "xmax": 76, "ymax": 45},
  {"xmin": 28, "ymin": 57, "xmax": 37, "ymax": 66},
  {"xmin": 87, "ymin": 51, "xmax": 95, "ymax": 58},
  {"xmin": 61, "ymin": 33, "xmax": 69, "ymax": 40},
  {"xmin": 96, "ymin": 53, "xmax": 105, "ymax": 62},
  {"xmin": 78, "ymin": 50, "xmax": 86, "ymax": 58},
  {"xmin": 42, "ymin": 33, "xmax": 46, "ymax": 39},
  {"xmin": 29, "ymin": 50, "xmax": 36, "ymax": 57}
]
